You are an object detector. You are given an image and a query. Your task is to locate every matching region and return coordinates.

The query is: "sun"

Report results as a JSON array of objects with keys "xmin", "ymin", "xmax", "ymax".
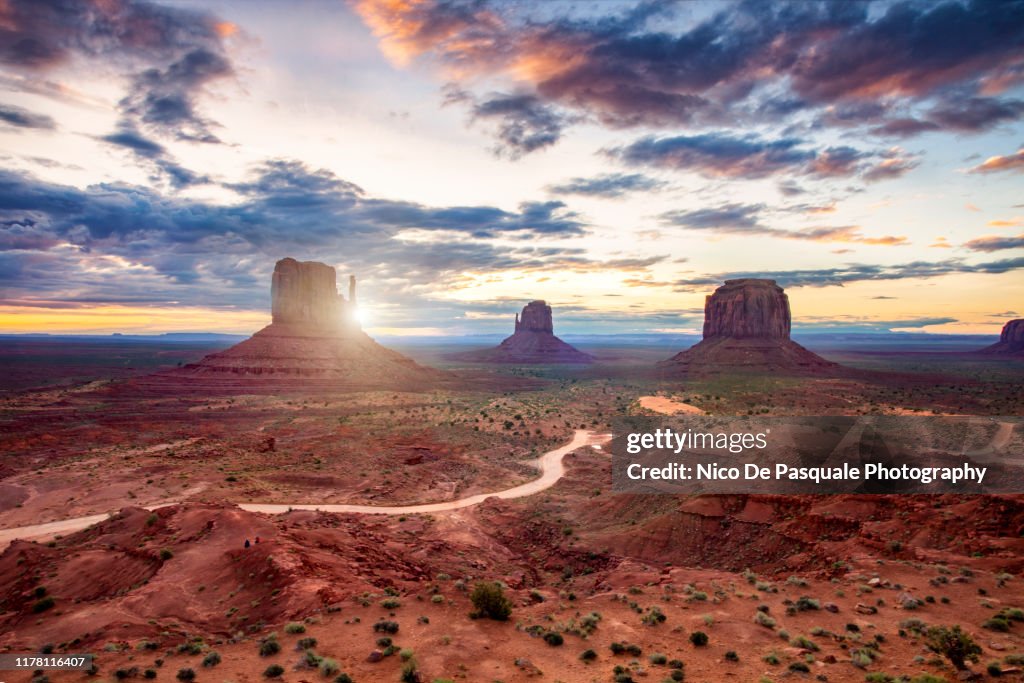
[{"xmin": 354, "ymin": 307, "xmax": 370, "ymax": 328}]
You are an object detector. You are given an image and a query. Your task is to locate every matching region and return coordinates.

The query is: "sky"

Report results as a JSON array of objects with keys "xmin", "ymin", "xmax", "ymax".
[{"xmin": 0, "ymin": 0, "xmax": 1022, "ymax": 337}]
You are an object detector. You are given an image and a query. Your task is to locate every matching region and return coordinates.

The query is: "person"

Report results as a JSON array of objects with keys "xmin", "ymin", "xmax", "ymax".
[{"xmin": 244, "ymin": 539, "xmax": 251, "ymax": 548}]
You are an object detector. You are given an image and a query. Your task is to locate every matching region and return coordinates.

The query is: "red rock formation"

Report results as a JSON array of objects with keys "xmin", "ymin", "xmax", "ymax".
[
  {"xmin": 980, "ymin": 319, "xmax": 1024, "ymax": 355},
  {"xmin": 702, "ymin": 279, "xmax": 790, "ymax": 339},
  {"xmin": 180, "ymin": 258, "xmax": 440, "ymax": 385},
  {"xmin": 661, "ymin": 279, "xmax": 836, "ymax": 374},
  {"xmin": 458, "ymin": 300, "xmax": 593, "ymax": 364}
]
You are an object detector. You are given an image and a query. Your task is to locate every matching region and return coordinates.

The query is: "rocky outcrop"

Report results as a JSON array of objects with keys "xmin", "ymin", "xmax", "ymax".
[
  {"xmin": 271, "ymin": 258, "xmax": 355, "ymax": 329},
  {"xmin": 703, "ymin": 279, "xmax": 790, "ymax": 339},
  {"xmin": 180, "ymin": 258, "xmax": 440, "ymax": 386},
  {"xmin": 661, "ymin": 279, "xmax": 836, "ymax": 374},
  {"xmin": 980, "ymin": 319, "xmax": 1024, "ymax": 355},
  {"xmin": 456, "ymin": 300, "xmax": 593, "ymax": 364},
  {"xmin": 516, "ymin": 300, "xmax": 554, "ymax": 334}
]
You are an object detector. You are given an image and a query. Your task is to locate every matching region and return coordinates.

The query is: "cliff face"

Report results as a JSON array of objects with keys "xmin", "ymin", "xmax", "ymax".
[
  {"xmin": 661, "ymin": 279, "xmax": 836, "ymax": 375},
  {"xmin": 458, "ymin": 300, "xmax": 592, "ymax": 364},
  {"xmin": 516, "ymin": 300, "xmax": 554, "ymax": 334},
  {"xmin": 703, "ymin": 279, "xmax": 791, "ymax": 340},
  {"xmin": 271, "ymin": 258, "xmax": 355, "ymax": 329},
  {"xmin": 981, "ymin": 319, "xmax": 1024, "ymax": 355}
]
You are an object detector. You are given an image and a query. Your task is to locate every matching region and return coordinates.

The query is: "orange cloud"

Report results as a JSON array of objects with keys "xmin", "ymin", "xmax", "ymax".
[{"xmin": 970, "ymin": 148, "xmax": 1024, "ymax": 174}]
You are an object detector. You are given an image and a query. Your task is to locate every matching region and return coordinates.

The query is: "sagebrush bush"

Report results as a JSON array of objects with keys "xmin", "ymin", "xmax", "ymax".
[{"xmin": 469, "ymin": 581, "xmax": 512, "ymax": 621}]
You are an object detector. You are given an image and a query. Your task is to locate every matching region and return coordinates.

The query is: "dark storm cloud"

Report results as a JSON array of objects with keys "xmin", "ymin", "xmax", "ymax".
[
  {"xmin": 546, "ymin": 173, "xmax": 667, "ymax": 198},
  {"xmin": 963, "ymin": 234, "xmax": 1024, "ymax": 252},
  {"xmin": 356, "ymin": 0, "xmax": 1024, "ymax": 152},
  {"xmin": 673, "ymin": 257, "xmax": 1024, "ymax": 290},
  {"xmin": 0, "ymin": 0, "xmax": 234, "ymax": 143},
  {"xmin": 608, "ymin": 133, "xmax": 917, "ymax": 182},
  {"xmin": 455, "ymin": 90, "xmax": 573, "ymax": 158},
  {"xmin": 100, "ymin": 126, "xmax": 209, "ymax": 189},
  {"xmin": 928, "ymin": 96, "xmax": 1024, "ymax": 132},
  {"xmin": 0, "ymin": 104, "xmax": 56, "ymax": 130},
  {"xmin": 661, "ymin": 202, "xmax": 907, "ymax": 245}
]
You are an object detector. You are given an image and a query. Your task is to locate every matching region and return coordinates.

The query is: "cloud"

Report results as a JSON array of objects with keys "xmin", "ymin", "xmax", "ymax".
[
  {"xmin": 0, "ymin": 163, "xmax": 607, "ymax": 322},
  {"xmin": 445, "ymin": 88, "xmax": 573, "ymax": 158},
  {"xmin": 970, "ymin": 147, "xmax": 1024, "ymax": 174},
  {"xmin": 354, "ymin": 0, "xmax": 1024, "ymax": 151},
  {"xmin": 673, "ymin": 256, "xmax": 1024, "ymax": 290},
  {"xmin": 660, "ymin": 202, "xmax": 907, "ymax": 245},
  {"xmin": 100, "ymin": 125, "xmax": 208, "ymax": 189},
  {"xmin": 963, "ymin": 234, "xmax": 1024, "ymax": 252},
  {"xmin": 0, "ymin": 104, "xmax": 56, "ymax": 129},
  {"xmin": 546, "ymin": 172, "xmax": 666, "ymax": 198},
  {"xmin": 0, "ymin": 0, "xmax": 236, "ymax": 142},
  {"xmin": 608, "ymin": 132, "xmax": 916, "ymax": 182},
  {"xmin": 929, "ymin": 96, "xmax": 1024, "ymax": 132}
]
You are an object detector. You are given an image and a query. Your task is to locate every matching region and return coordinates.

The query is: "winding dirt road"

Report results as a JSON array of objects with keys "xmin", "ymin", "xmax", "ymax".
[{"xmin": 0, "ymin": 429, "xmax": 610, "ymax": 549}]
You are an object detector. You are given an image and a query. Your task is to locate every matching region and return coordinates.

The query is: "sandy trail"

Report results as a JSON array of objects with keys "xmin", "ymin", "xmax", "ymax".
[{"xmin": 0, "ymin": 429, "xmax": 610, "ymax": 549}]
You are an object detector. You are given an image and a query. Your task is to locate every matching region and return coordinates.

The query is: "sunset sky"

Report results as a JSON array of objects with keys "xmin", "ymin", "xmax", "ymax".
[{"xmin": 1, "ymin": 0, "xmax": 1022, "ymax": 336}]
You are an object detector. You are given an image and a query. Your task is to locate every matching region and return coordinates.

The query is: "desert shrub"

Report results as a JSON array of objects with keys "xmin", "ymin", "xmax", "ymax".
[
  {"xmin": 297, "ymin": 637, "xmax": 318, "ymax": 650},
  {"xmin": 641, "ymin": 606, "xmax": 666, "ymax": 626},
  {"xmin": 543, "ymin": 632, "xmax": 564, "ymax": 646},
  {"xmin": 373, "ymin": 620, "xmax": 399, "ymax": 634},
  {"xmin": 791, "ymin": 635, "xmax": 819, "ymax": 651},
  {"xmin": 649, "ymin": 653, "xmax": 667, "ymax": 665},
  {"xmin": 263, "ymin": 664, "xmax": 284, "ymax": 678},
  {"xmin": 788, "ymin": 661, "xmax": 810, "ymax": 673},
  {"xmin": 626, "ymin": 644, "xmax": 642, "ymax": 656},
  {"xmin": 381, "ymin": 598, "xmax": 401, "ymax": 609},
  {"xmin": 176, "ymin": 669, "xmax": 195, "ymax": 681},
  {"xmin": 851, "ymin": 649, "xmax": 874, "ymax": 668},
  {"xmin": 987, "ymin": 661, "xmax": 1003, "ymax": 677},
  {"xmin": 580, "ymin": 649, "xmax": 597, "ymax": 661},
  {"xmin": 725, "ymin": 650, "xmax": 739, "ymax": 661},
  {"xmin": 399, "ymin": 649, "xmax": 414, "ymax": 662},
  {"xmin": 754, "ymin": 611, "xmax": 776, "ymax": 628},
  {"xmin": 202, "ymin": 651, "xmax": 221, "ymax": 667},
  {"xmin": 610, "ymin": 642, "xmax": 626, "ymax": 654},
  {"xmin": 159, "ymin": 549, "xmax": 173, "ymax": 561},
  {"xmin": 284, "ymin": 622, "xmax": 306, "ymax": 634},
  {"xmin": 115, "ymin": 667, "xmax": 139, "ymax": 679},
  {"xmin": 32, "ymin": 596, "xmax": 55, "ymax": 613},
  {"xmin": 764, "ymin": 652, "xmax": 780, "ymax": 665},
  {"xmin": 865, "ymin": 674, "xmax": 894, "ymax": 683},
  {"xmin": 319, "ymin": 658, "xmax": 339, "ymax": 676},
  {"xmin": 984, "ymin": 616, "xmax": 1011, "ymax": 632},
  {"xmin": 669, "ymin": 671, "xmax": 683, "ymax": 682},
  {"xmin": 794, "ymin": 596, "xmax": 820, "ymax": 612},
  {"xmin": 689, "ymin": 631, "xmax": 708, "ymax": 647},
  {"xmin": 925, "ymin": 625, "xmax": 982, "ymax": 670},
  {"xmin": 333, "ymin": 675, "xmax": 353, "ymax": 683},
  {"xmin": 399, "ymin": 658, "xmax": 419, "ymax": 683},
  {"xmin": 143, "ymin": 670, "xmax": 156, "ymax": 679},
  {"xmin": 909, "ymin": 676, "xmax": 949, "ymax": 683},
  {"xmin": 259, "ymin": 637, "xmax": 280, "ymax": 657},
  {"xmin": 431, "ymin": 595, "xmax": 444, "ymax": 604},
  {"xmin": 1005, "ymin": 654, "xmax": 1024, "ymax": 665},
  {"xmin": 469, "ymin": 582, "xmax": 512, "ymax": 621}
]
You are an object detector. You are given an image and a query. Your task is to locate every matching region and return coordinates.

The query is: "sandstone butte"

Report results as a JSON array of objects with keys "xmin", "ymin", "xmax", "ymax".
[
  {"xmin": 980, "ymin": 318, "xmax": 1024, "ymax": 355},
  {"xmin": 458, "ymin": 300, "xmax": 593, "ymax": 364},
  {"xmin": 660, "ymin": 278, "xmax": 837, "ymax": 374},
  {"xmin": 180, "ymin": 258, "xmax": 439, "ymax": 385}
]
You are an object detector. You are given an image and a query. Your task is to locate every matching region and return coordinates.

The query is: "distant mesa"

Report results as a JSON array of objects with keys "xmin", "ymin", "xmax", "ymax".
[
  {"xmin": 457, "ymin": 300, "xmax": 593, "ymax": 364},
  {"xmin": 660, "ymin": 278, "xmax": 837, "ymax": 374},
  {"xmin": 980, "ymin": 319, "xmax": 1024, "ymax": 355},
  {"xmin": 181, "ymin": 258, "xmax": 439, "ymax": 385}
]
